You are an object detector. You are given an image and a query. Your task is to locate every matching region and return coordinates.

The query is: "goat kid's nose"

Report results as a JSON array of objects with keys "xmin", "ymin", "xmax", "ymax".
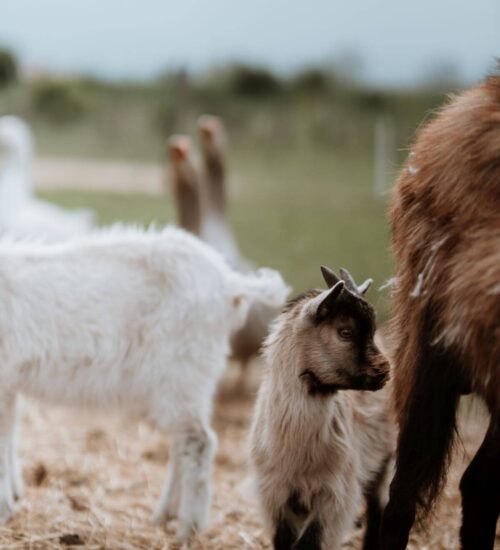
[{"xmin": 364, "ymin": 368, "xmax": 390, "ymax": 391}]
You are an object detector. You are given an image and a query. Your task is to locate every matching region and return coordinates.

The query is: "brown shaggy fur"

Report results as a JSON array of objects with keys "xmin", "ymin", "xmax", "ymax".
[{"xmin": 381, "ymin": 75, "xmax": 500, "ymax": 549}]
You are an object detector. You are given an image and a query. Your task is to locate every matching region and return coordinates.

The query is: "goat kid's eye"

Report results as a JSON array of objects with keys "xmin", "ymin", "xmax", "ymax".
[{"xmin": 338, "ymin": 328, "xmax": 354, "ymax": 340}]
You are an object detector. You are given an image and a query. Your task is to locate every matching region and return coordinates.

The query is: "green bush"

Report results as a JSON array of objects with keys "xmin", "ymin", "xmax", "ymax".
[
  {"xmin": 31, "ymin": 80, "xmax": 89, "ymax": 123},
  {"xmin": 230, "ymin": 64, "xmax": 282, "ymax": 97},
  {"xmin": 292, "ymin": 68, "xmax": 331, "ymax": 95},
  {"xmin": 0, "ymin": 48, "xmax": 18, "ymax": 88}
]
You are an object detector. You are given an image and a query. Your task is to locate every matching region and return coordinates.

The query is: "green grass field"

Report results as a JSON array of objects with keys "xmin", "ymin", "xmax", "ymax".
[
  {"xmin": 38, "ymin": 144, "xmax": 395, "ymax": 319},
  {"xmin": 2, "ymin": 73, "xmax": 447, "ymax": 320}
]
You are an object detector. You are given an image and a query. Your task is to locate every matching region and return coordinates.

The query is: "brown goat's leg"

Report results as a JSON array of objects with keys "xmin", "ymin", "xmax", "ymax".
[
  {"xmin": 362, "ymin": 496, "xmax": 382, "ymax": 550},
  {"xmin": 459, "ymin": 417, "xmax": 500, "ymax": 550},
  {"xmin": 379, "ymin": 479, "xmax": 416, "ymax": 550},
  {"xmin": 381, "ymin": 331, "xmax": 462, "ymax": 549}
]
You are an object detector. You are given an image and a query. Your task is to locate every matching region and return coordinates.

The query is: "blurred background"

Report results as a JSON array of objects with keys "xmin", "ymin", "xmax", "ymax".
[
  {"xmin": 0, "ymin": 4, "xmax": 498, "ymax": 548},
  {"xmin": 0, "ymin": 0, "xmax": 498, "ymax": 317}
]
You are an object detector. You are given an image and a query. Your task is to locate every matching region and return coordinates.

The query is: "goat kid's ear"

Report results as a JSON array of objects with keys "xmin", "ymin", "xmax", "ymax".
[
  {"xmin": 320, "ymin": 265, "xmax": 340, "ymax": 288},
  {"xmin": 316, "ymin": 280, "xmax": 344, "ymax": 321}
]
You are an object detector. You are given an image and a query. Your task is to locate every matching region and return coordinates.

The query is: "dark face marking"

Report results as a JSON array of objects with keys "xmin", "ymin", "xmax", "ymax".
[
  {"xmin": 300, "ymin": 288, "xmax": 390, "ymax": 395},
  {"xmin": 300, "ymin": 369, "xmax": 341, "ymax": 396}
]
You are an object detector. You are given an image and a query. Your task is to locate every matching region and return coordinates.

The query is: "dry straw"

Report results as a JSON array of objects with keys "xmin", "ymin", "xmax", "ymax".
[{"xmin": 0, "ymin": 364, "xmax": 490, "ymax": 549}]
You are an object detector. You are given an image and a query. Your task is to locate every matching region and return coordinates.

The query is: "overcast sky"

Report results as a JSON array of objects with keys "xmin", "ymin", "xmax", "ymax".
[{"xmin": 1, "ymin": 0, "xmax": 498, "ymax": 86}]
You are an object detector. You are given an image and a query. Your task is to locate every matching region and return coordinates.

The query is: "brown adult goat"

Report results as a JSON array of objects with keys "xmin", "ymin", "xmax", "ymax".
[{"xmin": 380, "ymin": 75, "xmax": 500, "ymax": 549}]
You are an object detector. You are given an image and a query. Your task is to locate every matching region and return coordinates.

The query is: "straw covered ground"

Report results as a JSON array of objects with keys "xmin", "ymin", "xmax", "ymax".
[{"xmin": 0, "ymin": 362, "xmax": 495, "ymax": 550}]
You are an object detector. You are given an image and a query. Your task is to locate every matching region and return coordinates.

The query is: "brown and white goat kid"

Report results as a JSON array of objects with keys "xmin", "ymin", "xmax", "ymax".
[
  {"xmin": 251, "ymin": 267, "xmax": 395, "ymax": 550},
  {"xmin": 380, "ymin": 74, "xmax": 500, "ymax": 549}
]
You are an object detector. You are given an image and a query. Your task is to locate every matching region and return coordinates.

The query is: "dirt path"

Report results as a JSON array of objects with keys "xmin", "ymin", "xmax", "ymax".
[
  {"xmin": 0, "ymin": 363, "xmax": 495, "ymax": 550},
  {"xmin": 34, "ymin": 156, "xmax": 165, "ymax": 195}
]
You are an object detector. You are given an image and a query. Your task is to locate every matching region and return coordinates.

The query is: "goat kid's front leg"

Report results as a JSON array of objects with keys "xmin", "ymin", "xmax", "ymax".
[
  {"xmin": 0, "ymin": 394, "xmax": 17, "ymax": 523},
  {"xmin": 272, "ymin": 513, "xmax": 296, "ymax": 550},
  {"xmin": 292, "ymin": 518, "xmax": 323, "ymax": 550},
  {"xmin": 362, "ymin": 455, "xmax": 393, "ymax": 550},
  {"xmin": 152, "ymin": 435, "xmax": 182, "ymax": 525},
  {"xmin": 175, "ymin": 424, "xmax": 217, "ymax": 543},
  {"xmin": 272, "ymin": 498, "xmax": 322, "ymax": 550}
]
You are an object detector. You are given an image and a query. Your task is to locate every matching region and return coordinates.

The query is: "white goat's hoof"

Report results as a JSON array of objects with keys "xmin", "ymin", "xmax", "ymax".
[
  {"xmin": 0, "ymin": 499, "xmax": 13, "ymax": 525},
  {"xmin": 11, "ymin": 477, "xmax": 24, "ymax": 501},
  {"xmin": 175, "ymin": 516, "xmax": 208, "ymax": 545},
  {"xmin": 152, "ymin": 506, "xmax": 178, "ymax": 526},
  {"xmin": 174, "ymin": 523, "xmax": 195, "ymax": 545}
]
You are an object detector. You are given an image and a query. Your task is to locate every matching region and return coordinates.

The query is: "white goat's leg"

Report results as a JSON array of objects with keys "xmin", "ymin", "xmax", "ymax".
[
  {"xmin": 152, "ymin": 435, "xmax": 182, "ymax": 525},
  {"xmin": 0, "ymin": 394, "xmax": 16, "ymax": 524},
  {"xmin": 8, "ymin": 396, "xmax": 23, "ymax": 501},
  {"xmin": 175, "ymin": 424, "xmax": 217, "ymax": 543}
]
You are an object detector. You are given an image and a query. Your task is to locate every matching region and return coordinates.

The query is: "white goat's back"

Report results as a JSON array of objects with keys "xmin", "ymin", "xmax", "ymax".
[{"xmin": 0, "ymin": 226, "xmax": 287, "ymax": 420}]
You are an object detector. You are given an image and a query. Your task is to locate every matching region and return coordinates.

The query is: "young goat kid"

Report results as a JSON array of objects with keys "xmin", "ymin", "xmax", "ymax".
[
  {"xmin": 0, "ymin": 225, "xmax": 289, "ymax": 542},
  {"xmin": 251, "ymin": 267, "xmax": 395, "ymax": 550}
]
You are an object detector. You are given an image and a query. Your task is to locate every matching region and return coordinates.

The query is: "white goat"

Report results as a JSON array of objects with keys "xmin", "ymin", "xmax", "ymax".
[
  {"xmin": 0, "ymin": 225, "xmax": 289, "ymax": 542},
  {"xmin": 0, "ymin": 116, "xmax": 95, "ymax": 240},
  {"xmin": 250, "ymin": 267, "xmax": 395, "ymax": 550}
]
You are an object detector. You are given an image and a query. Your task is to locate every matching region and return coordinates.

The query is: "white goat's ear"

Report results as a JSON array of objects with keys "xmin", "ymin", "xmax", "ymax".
[
  {"xmin": 320, "ymin": 265, "xmax": 340, "ymax": 288},
  {"xmin": 358, "ymin": 278, "xmax": 373, "ymax": 295},
  {"xmin": 316, "ymin": 280, "xmax": 344, "ymax": 321}
]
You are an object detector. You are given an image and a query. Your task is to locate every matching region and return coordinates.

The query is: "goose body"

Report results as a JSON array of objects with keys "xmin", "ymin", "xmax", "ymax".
[
  {"xmin": 169, "ymin": 119, "xmax": 284, "ymax": 387},
  {"xmin": 0, "ymin": 116, "xmax": 95, "ymax": 241}
]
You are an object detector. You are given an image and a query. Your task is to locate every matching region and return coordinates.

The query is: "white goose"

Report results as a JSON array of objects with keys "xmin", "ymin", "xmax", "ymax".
[
  {"xmin": 169, "ymin": 120, "xmax": 287, "ymax": 392},
  {"xmin": 0, "ymin": 116, "xmax": 95, "ymax": 241},
  {"xmin": 197, "ymin": 115, "xmax": 247, "ymax": 270}
]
